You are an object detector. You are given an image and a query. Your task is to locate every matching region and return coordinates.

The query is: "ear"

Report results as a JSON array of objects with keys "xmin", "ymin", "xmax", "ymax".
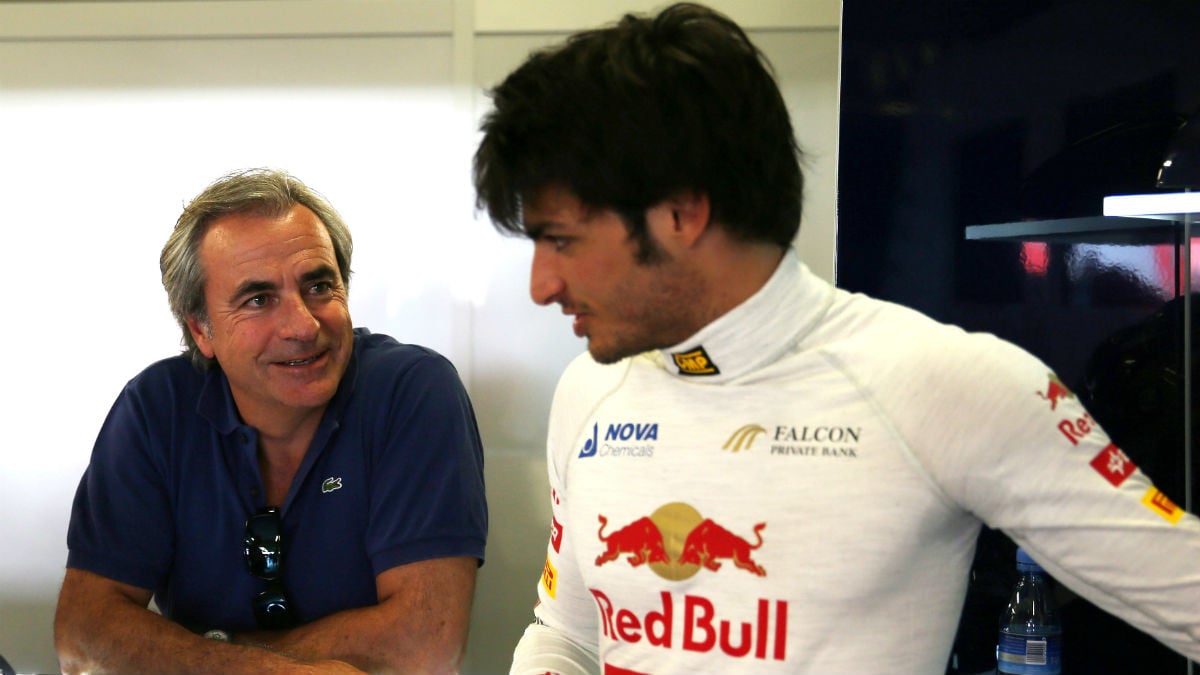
[
  {"xmin": 186, "ymin": 315, "xmax": 216, "ymax": 359},
  {"xmin": 648, "ymin": 191, "xmax": 712, "ymax": 249}
]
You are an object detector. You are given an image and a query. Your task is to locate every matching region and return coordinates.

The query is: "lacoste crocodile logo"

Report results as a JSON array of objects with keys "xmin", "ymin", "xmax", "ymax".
[{"xmin": 321, "ymin": 476, "xmax": 343, "ymax": 494}]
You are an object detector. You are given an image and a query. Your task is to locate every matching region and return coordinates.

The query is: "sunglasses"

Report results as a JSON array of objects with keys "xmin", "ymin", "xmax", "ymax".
[{"xmin": 243, "ymin": 507, "xmax": 297, "ymax": 629}]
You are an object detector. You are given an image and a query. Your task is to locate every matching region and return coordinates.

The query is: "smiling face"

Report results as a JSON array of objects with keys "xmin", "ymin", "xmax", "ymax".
[
  {"xmin": 187, "ymin": 204, "xmax": 353, "ymax": 431},
  {"xmin": 523, "ymin": 185, "xmax": 706, "ymax": 364}
]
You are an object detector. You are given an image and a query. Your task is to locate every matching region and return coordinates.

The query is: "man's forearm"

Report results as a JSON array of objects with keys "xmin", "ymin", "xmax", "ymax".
[
  {"xmin": 54, "ymin": 569, "xmax": 364, "ymax": 675},
  {"xmin": 235, "ymin": 557, "xmax": 478, "ymax": 675}
]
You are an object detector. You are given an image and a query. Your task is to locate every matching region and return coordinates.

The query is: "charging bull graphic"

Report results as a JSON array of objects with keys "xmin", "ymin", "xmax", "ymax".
[
  {"xmin": 595, "ymin": 515, "xmax": 671, "ymax": 567},
  {"xmin": 1037, "ymin": 373, "xmax": 1074, "ymax": 411},
  {"xmin": 678, "ymin": 518, "xmax": 767, "ymax": 576},
  {"xmin": 596, "ymin": 505, "xmax": 767, "ymax": 579}
]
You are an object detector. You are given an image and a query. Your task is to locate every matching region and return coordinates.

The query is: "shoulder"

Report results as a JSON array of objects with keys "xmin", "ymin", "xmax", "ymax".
[
  {"xmin": 545, "ymin": 352, "xmax": 637, "ymax": 464},
  {"xmin": 816, "ymin": 291, "xmax": 1057, "ymax": 430},
  {"xmin": 822, "ymin": 291, "xmax": 1027, "ymax": 368},
  {"xmin": 352, "ymin": 329, "xmax": 461, "ymax": 380},
  {"xmin": 345, "ymin": 330, "xmax": 471, "ymax": 421},
  {"xmin": 553, "ymin": 352, "xmax": 632, "ymax": 409},
  {"xmin": 120, "ymin": 353, "xmax": 205, "ymax": 403},
  {"xmin": 811, "ymin": 291, "xmax": 1050, "ymax": 408}
]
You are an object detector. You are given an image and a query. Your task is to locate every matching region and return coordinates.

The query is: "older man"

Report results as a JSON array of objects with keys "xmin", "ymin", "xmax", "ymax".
[{"xmin": 55, "ymin": 169, "xmax": 487, "ymax": 675}]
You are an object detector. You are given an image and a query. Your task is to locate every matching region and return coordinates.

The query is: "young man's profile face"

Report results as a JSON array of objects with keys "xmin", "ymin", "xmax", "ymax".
[{"xmin": 523, "ymin": 185, "xmax": 705, "ymax": 364}]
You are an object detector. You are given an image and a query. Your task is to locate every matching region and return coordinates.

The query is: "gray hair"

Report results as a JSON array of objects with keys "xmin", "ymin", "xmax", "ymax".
[{"xmin": 160, "ymin": 168, "xmax": 354, "ymax": 370}]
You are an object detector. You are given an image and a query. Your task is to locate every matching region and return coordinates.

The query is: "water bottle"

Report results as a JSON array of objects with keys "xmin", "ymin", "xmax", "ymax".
[{"xmin": 996, "ymin": 548, "xmax": 1062, "ymax": 674}]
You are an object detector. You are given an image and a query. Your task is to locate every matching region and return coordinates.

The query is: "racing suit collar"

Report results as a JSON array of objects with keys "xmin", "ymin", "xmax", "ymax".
[{"xmin": 656, "ymin": 248, "xmax": 834, "ymax": 383}]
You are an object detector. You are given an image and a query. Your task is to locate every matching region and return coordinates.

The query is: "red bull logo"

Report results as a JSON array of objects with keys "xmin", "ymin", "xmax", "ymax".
[
  {"xmin": 1037, "ymin": 373, "xmax": 1074, "ymax": 411},
  {"xmin": 590, "ymin": 589, "xmax": 788, "ymax": 661},
  {"xmin": 595, "ymin": 503, "xmax": 766, "ymax": 581},
  {"xmin": 678, "ymin": 519, "xmax": 766, "ymax": 576},
  {"xmin": 596, "ymin": 515, "xmax": 671, "ymax": 567},
  {"xmin": 1058, "ymin": 412, "xmax": 1096, "ymax": 446}
]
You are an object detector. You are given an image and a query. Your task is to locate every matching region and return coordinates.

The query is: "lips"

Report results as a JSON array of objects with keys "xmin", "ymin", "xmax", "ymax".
[
  {"xmin": 275, "ymin": 350, "xmax": 326, "ymax": 367},
  {"xmin": 563, "ymin": 303, "xmax": 589, "ymax": 337}
]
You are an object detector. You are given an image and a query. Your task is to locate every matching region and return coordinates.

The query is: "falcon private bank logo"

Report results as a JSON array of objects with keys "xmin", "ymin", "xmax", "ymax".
[
  {"xmin": 724, "ymin": 424, "xmax": 766, "ymax": 452},
  {"xmin": 723, "ymin": 422, "xmax": 863, "ymax": 457}
]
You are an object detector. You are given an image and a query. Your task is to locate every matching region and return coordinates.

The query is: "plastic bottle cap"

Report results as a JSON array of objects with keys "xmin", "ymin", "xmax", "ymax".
[{"xmin": 1016, "ymin": 547, "xmax": 1044, "ymax": 573}]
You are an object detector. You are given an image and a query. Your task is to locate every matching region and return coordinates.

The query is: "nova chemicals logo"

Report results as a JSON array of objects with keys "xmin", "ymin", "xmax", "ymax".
[
  {"xmin": 723, "ymin": 424, "xmax": 766, "ymax": 452},
  {"xmin": 580, "ymin": 421, "xmax": 658, "ymax": 459},
  {"xmin": 579, "ymin": 423, "xmax": 599, "ymax": 458}
]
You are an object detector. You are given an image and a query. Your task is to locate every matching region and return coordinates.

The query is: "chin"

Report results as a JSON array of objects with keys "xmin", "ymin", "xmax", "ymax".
[{"xmin": 587, "ymin": 341, "xmax": 637, "ymax": 365}]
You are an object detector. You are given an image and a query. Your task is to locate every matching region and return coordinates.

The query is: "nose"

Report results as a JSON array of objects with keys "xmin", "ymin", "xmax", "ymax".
[
  {"xmin": 529, "ymin": 245, "xmax": 564, "ymax": 306},
  {"xmin": 278, "ymin": 294, "xmax": 320, "ymax": 341}
]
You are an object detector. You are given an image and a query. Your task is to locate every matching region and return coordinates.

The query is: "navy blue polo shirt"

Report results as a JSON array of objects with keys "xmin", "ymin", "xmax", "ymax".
[{"xmin": 66, "ymin": 329, "xmax": 487, "ymax": 632}]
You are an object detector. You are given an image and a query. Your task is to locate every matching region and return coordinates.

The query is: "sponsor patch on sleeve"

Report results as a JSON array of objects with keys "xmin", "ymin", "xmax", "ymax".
[
  {"xmin": 1089, "ymin": 443, "xmax": 1137, "ymax": 487},
  {"xmin": 550, "ymin": 516, "xmax": 564, "ymax": 553},
  {"xmin": 541, "ymin": 555, "xmax": 557, "ymax": 598},
  {"xmin": 1142, "ymin": 487, "xmax": 1185, "ymax": 524}
]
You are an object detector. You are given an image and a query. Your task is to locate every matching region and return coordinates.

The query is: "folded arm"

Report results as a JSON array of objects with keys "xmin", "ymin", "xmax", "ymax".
[
  {"xmin": 55, "ymin": 556, "xmax": 477, "ymax": 675},
  {"xmin": 54, "ymin": 568, "xmax": 364, "ymax": 675},
  {"xmin": 237, "ymin": 556, "xmax": 479, "ymax": 675}
]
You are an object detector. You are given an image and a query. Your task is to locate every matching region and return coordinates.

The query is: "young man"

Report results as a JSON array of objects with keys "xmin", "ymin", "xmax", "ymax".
[
  {"xmin": 473, "ymin": 3, "xmax": 1200, "ymax": 674},
  {"xmin": 55, "ymin": 169, "xmax": 488, "ymax": 675}
]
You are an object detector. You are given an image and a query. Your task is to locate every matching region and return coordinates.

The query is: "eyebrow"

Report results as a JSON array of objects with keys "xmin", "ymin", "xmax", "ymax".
[
  {"xmin": 525, "ymin": 220, "xmax": 563, "ymax": 240},
  {"xmin": 300, "ymin": 264, "xmax": 339, "ymax": 285},
  {"xmin": 229, "ymin": 279, "xmax": 277, "ymax": 304},
  {"xmin": 227, "ymin": 264, "xmax": 340, "ymax": 304}
]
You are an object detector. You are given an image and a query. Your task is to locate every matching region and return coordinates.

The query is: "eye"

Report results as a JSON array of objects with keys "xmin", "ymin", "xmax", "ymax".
[
  {"xmin": 540, "ymin": 235, "xmax": 570, "ymax": 251},
  {"xmin": 309, "ymin": 280, "xmax": 334, "ymax": 295},
  {"xmin": 245, "ymin": 294, "xmax": 269, "ymax": 307}
]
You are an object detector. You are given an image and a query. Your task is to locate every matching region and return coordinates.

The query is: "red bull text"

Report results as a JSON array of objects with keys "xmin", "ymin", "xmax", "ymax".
[{"xmin": 590, "ymin": 590, "xmax": 788, "ymax": 661}]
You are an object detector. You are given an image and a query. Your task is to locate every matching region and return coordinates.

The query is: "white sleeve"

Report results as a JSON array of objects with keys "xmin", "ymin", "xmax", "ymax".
[
  {"xmin": 508, "ymin": 355, "xmax": 624, "ymax": 675},
  {"xmin": 510, "ymin": 621, "xmax": 600, "ymax": 675},
  {"xmin": 864, "ymin": 328, "xmax": 1200, "ymax": 659}
]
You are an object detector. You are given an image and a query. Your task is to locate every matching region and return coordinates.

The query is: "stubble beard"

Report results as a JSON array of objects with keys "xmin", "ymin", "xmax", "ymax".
[{"xmin": 585, "ymin": 263, "xmax": 708, "ymax": 365}]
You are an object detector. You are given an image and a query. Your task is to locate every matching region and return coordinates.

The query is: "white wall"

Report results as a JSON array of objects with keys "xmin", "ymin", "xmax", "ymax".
[{"xmin": 0, "ymin": 1, "xmax": 840, "ymax": 672}]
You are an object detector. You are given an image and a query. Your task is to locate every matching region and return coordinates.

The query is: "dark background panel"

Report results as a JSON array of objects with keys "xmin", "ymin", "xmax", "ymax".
[{"xmin": 838, "ymin": 1, "xmax": 1200, "ymax": 673}]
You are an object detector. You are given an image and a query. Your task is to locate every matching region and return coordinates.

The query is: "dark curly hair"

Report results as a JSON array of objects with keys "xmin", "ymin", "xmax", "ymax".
[{"xmin": 473, "ymin": 2, "xmax": 804, "ymax": 252}]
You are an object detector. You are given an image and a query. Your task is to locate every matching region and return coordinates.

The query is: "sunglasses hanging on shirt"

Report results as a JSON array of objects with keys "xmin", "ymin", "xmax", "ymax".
[{"xmin": 243, "ymin": 507, "xmax": 298, "ymax": 629}]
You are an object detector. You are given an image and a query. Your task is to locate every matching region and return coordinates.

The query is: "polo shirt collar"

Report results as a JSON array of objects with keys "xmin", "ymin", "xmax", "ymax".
[{"xmin": 195, "ymin": 330, "xmax": 363, "ymax": 435}]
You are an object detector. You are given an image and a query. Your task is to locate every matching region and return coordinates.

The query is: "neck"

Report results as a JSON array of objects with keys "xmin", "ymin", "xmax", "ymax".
[
  {"xmin": 235, "ymin": 402, "xmax": 326, "ymax": 507},
  {"xmin": 256, "ymin": 421, "xmax": 320, "ymax": 507},
  {"xmin": 693, "ymin": 235, "xmax": 786, "ymax": 326}
]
